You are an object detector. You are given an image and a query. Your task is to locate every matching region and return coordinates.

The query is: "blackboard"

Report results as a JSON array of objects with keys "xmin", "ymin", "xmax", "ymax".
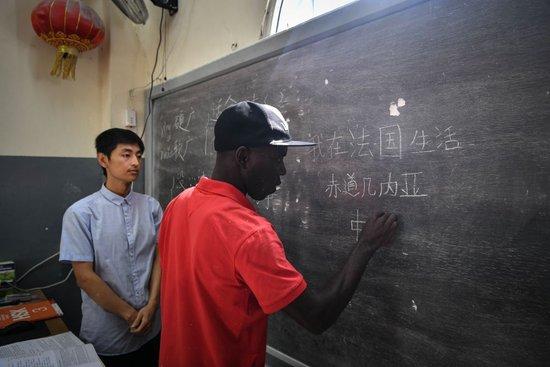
[{"xmin": 148, "ymin": 0, "xmax": 550, "ymax": 365}]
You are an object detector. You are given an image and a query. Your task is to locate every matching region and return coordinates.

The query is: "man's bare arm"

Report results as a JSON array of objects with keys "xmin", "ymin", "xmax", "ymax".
[
  {"xmin": 72, "ymin": 261, "xmax": 137, "ymax": 326},
  {"xmin": 130, "ymin": 248, "xmax": 161, "ymax": 334},
  {"xmin": 147, "ymin": 248, "xmax": 161, "ymax": 308},
  {"xmin": 283, "ymin": 212, "xmax": 398, "ymax": 334}
]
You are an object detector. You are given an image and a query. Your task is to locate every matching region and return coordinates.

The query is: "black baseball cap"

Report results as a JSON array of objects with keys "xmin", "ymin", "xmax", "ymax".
[{"xmin": 214, "ymin": 101, "xmax": 316, "ymax": 151}]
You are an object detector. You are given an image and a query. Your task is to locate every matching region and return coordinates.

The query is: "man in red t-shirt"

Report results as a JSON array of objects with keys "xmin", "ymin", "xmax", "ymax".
[{"xmin": 158, "ymin": 101, "xmax": 398, "ymax": 366}]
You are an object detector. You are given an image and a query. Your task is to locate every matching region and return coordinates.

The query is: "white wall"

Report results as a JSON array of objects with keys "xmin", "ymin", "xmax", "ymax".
[
  {"xmin": 161, "ymin": 0, "xmax": 265, "ymax": 78},
  {"xmin": 0, "ymin": 0, "xmax": 108, "ymax": 157},
  {"xmin": 0, "ymin": 0, "xmax": 265, "ymax": 158}
]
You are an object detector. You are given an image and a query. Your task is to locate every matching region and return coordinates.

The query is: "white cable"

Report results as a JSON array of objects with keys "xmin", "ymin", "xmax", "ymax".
[
  {"xmin": 9, "ymin": 269, "xmax": 74, "ymax": 292},
  {"xmin": 15, "ymin": 251, "xmax": 60, "ymax": 283},
  {"xmin": 9, "ymin": 251, "xmax": 75, "ymax": 292}
]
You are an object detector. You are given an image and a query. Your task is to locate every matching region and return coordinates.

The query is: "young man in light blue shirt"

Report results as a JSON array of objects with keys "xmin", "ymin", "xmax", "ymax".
[{"xmin": 59, "ymin": 128, "xmax": 162, "ymax": 366}]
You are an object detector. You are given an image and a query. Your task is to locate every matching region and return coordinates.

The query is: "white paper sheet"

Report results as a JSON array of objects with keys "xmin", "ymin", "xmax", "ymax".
[{"xmin": 0, "ymin": 332, "xmax": 102, "ymax": 367}]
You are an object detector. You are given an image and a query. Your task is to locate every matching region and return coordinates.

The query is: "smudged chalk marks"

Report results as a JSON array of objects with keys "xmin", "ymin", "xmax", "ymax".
[
  {"xmin": 389, "ymin": 97, "xmax": 406, "ymax": 116},
  {"xmin": 389, "ymin": 102, "xmax": 400, "ymax": 116}
]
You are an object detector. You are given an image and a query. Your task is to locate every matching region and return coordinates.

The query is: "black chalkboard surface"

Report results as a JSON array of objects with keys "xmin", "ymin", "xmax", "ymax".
[{"xmin": 149, "ymin": 0, "xmax": 550, "ymax": 365}]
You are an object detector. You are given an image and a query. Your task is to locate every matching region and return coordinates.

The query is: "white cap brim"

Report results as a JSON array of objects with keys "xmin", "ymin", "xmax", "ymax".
[{"xmin": 269, "ymin": 139, "xmax": 317, "ymax": 147}]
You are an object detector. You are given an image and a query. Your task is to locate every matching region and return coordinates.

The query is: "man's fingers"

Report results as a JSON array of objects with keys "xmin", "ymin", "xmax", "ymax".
[
  {"xmin": 383, "ymin": 213, "xmax": 397, "ymax": 228},
  {"xmin": 360, "ymin": 212, "xmax": 398, "ymax": 247},
  {"xmin": 375, "ymin": 213, "xmax": 395, "ymax": 234},
  {"xmin": 382, "ymin": 223, "xmax": 398, "ymax": 246},
  {"xmin": 376, "ymin": 212, "xmax": 389, "ymax": 224},
  {"xmin": 132, "ymin": 318, "xmax": 147, "ymax": 333},
  {"xmin": 368, "ymin": 213, "xmax": 387, "ymax": 234},
  {"xmin": 133, "ymin": 318, "xmax": 151, "ymax": 334},
  {"xmin": 138, "ymin": 315, "xmax": 149, "ymax": 329},
  {"xmin": 131, "ymin": 313, "xmax": 142, "ymax": 329}
]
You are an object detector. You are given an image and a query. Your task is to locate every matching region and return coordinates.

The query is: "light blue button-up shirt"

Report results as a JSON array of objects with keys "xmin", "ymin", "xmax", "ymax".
[{"xmin": 59, "ymin": 185, "xmax": 162, "ymax": 355}]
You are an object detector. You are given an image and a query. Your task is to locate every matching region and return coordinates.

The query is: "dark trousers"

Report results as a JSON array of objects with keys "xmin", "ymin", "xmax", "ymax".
[{"xmin": 99, "ymin": 333, "xmax": 160, "ymax": 367}]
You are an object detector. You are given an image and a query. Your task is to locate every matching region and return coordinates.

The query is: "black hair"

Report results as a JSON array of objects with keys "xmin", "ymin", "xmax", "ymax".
[{"xmin": 95, "ymin": 128, "xmax": 145, "ymax": 176}]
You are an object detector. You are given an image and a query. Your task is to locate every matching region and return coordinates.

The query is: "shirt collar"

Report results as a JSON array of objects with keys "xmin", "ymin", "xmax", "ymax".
[
  {"xmin": 100, "ymin": 184, "xmax": 134, "ymax": 206},
  {"xmin": 196, "ymin": 176, "xmax": 255, "ymax": 211}
]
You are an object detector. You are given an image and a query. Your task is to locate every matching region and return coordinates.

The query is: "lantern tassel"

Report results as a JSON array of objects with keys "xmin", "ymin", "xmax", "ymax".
[
  {"xmin": 50, "ymin": 46, "xmax": 79, "ymax": 80},
  {"xmin": 50, "ymin": 51, "xmax": 64, "ymax": 77}
]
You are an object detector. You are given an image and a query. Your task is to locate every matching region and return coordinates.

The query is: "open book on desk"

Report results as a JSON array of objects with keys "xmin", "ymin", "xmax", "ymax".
[{"xmin": 0, "ymin": 331, "xmax": 103, "ymax": 367}]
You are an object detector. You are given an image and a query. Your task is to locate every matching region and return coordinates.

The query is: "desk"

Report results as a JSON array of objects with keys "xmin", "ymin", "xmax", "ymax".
[{"xmin": 0, "ymin": 290, "xmax": 68, "ymax": 346}]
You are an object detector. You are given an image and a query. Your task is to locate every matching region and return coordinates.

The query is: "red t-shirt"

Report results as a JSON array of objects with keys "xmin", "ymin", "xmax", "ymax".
[{"xmin": 158, "ymin": 177, "xmax": 307, "ymax": 367}]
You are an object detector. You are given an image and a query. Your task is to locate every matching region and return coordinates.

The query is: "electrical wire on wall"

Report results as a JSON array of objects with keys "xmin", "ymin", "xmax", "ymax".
[
  {"xmin": 260, "ymin": 0, "xmax": 274, "ymax": 37},
  {"xmin": 163, "ymin": 7, "xmax": 168, "ymax": 84},
  {"xmin": 1, "ymin": 252, "xmax": 74, "ymax": 293},
  {"xmin": 129, "ymin": 9, "xmax": 170, "ymax": 93},
  {"xmin": 141, "ymin": 8, "xmax": 165, "ymax": 139},
  {"xmin": 275, "ymin": 0, "xmax": 285, "ymax": 33},
  {"xmin": 143, "ymin": 14, "xmax": 169, "ymax": 89}
]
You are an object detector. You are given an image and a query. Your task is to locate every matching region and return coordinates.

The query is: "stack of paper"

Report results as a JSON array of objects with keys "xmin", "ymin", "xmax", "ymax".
[{"xmin": 0, "ymin": 331, "xmax": 103, "ymax": 367}]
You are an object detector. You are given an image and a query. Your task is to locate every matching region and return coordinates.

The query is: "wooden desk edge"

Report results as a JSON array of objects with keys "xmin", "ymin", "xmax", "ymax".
[{"xmin": 33, "ymin": 290, "xmax": 69, "ymax": 335}]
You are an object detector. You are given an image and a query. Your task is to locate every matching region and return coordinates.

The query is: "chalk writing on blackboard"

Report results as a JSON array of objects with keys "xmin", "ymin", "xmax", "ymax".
[
  {"xmin": 351, "ymin": 209, "xmax": 366, "ymax": 241},
  {"xmin": 256, "ymin": 191, "xmax": 280, "ymax": 210},
  {"xmin": 159, "ymin": 137, "xmax": 195, "ymax": 161},
  {"xmin": 169, "ymin": 176, "xmax": 184, "ymax": 199},
  {"xmin": 157, "ymin": 90, "xmax": 465, "ymax": 165},
  {"xmin": 410, "ymin": 129, "xmax": 435, "ymax": 153},
  {"xmin": 160, "ymin": 121, "xmax": 173, "ymax": 142},
  {"xmin": 380, "ymin": 125, "xmax": 402, "ymax": 158},
  {"xmin": 326, "ymin": 131, "xmax": 349, "ymax": 158},
  {"xmin": 325, "ymin": 173, "xmax": 342, "ymax": 198},
  {"xmin": 379, "ymin": 172, "xmax": 398, "ymax": 196},
  {"xmin": 305, "ymin": 124, "xmax": 464, "ymax": 161},
  {"xmin": 326, "ymin": 171, "xmax": 428, "ymax": 199},
  {"xmin": 349, "ymin": 127, "xmax": 374, "ymax": 158},
  {"xmin": 174, "ymin": 109, "xmax": 194, "ymax": 132},
  {"xmin": 158, "ymin": 94, "xmax": 462, "ymax": 211},
  {"xmin": 435, "ymin": 126, "xmax": 462, "ymax": 151},
  {"xmin": 400, "ymin": 172, "xmax": 428, "ymax": 197}
]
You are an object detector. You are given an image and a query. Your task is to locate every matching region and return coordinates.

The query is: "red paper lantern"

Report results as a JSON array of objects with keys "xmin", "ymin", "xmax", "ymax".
[{"xmin": 31, "ymin": 0, "xmax": 105, "ymax": 80}]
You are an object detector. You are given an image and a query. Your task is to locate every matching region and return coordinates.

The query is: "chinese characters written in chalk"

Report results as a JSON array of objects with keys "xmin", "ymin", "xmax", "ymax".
[
  {"xmin": 307, "ymin": 124, "xmax": 462, "ymax": 160},
  {"xmin": 325, "ymin": 171, "xmax": 428, "ymax": 199},
  {"xmin": 159, "ymin": 109, "xmax": 197, "ymax": 161},
  {"xmin": 351, "ymin": 209, "xmax": 366, "ymax": 241}
]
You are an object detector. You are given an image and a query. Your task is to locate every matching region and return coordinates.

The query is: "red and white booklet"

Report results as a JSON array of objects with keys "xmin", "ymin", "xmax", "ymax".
[{"xmin": 0, "ymin": 299, "xmax": 63, "ymax": 329}]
